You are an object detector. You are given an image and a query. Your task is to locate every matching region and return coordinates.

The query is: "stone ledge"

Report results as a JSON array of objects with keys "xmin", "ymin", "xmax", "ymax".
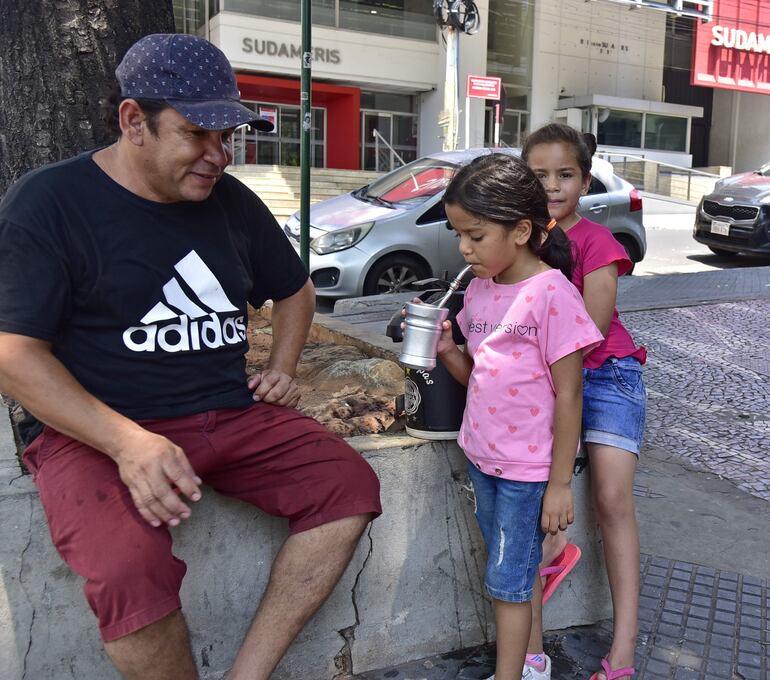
[
  {"xmin": 0, "ymin": 405, "xmax": 21, "ymax": 480},
  {"xmin": 0, "ymin": 436, "xmax": 609, "ymax": 679}
]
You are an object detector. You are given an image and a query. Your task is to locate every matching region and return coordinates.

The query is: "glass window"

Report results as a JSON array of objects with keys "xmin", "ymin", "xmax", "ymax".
[
  {"xmin": 487, "ymin": 0, "xmax": 534, "ymax": 89},
  {"xmin": 222, "ymin": 0, "xmax": 335, "ymax": 26},
  {"xmin": 173, "ymin": 0, "xmax": 206, "ymax": 32},
  {"xmin": 312, "ymin": 108, "xmax": 325, "ymax": 141},
  {"xmin": 339, "ymin": 0, "xmax": 434, "ymax": 41},
  {"xmin": 484, "ymin": 108, "xmax": 527, "ymax": 148},
  {"xmin": 644, "ymin": 114, "xmax": 687, "ymax": 152},
  {"xmin": 588, "ymin": 176, "xmax": 607, "ymax": 195},
  {"xmin": 597, "ymin": 110, "xmax": 643, "ymax": 148},
  {"xmin": 360, "ymin": 91, "xmax": 415, "ymax": 113},
  {"xmin": 416, "ymin": 201, "xmax": 447, "ymax": 225},
  {"xmin": 392, "ymin": 115, "xmax": 417, "ymax": 149},
  {"xmin": 364, "ymin": 158, "xmax": 458, "ymax": 207},
  {"xmin": 234, "ymin": 102, "xmax": 325, "ymax": 167},
  {"xmin": 280, "ymin": 108, "xmax": 299, "ymax": 140}
]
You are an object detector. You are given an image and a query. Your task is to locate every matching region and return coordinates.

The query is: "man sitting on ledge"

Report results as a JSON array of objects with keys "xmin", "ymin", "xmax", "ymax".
[{"xmin": 0, "ymin": 33, "xmax": 381, "ymax": 680}]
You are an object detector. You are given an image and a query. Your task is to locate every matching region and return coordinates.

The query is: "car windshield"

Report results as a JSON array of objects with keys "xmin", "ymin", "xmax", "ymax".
[
  {"xmin": 362, "ymin": 158, "xmax": 458, "ymax": 207},
  {"xmin": 757, "ymin": 162, "xmax": 770, "ymax": 176}
]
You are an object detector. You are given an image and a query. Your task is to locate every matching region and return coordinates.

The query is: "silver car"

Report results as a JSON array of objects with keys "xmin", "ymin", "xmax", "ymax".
[{"xmin": 283, "ymin": 148, "xmax": 646, "ymax": 298}]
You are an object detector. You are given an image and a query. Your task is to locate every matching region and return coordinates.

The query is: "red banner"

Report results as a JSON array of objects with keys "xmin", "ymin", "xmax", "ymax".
[
  {"xmin": 691, "ymin": 0, "xmax": 770, "ymax": 94},
  {"xmin": 466, "ymin": 75, "xmax": 502, "ymax": 100}
]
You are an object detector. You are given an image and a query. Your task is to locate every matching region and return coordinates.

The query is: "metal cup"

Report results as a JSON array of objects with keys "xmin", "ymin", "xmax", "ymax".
[{"xmin": 399, "ymin": 302, "xmax": 450, "ymax": 370}]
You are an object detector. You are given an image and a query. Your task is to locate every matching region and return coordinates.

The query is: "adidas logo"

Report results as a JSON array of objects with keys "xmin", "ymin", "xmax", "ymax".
[{"xmin": 123, "ymin": 250, "xmax": 246, "ymax": 353}]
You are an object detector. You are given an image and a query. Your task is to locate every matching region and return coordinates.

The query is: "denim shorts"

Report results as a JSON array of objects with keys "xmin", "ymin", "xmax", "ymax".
[
  {"xmin": 467, "ymin": 461, "xmax": 547, "ymax": 603},
  {"xmin": 582, "ymin": 356, "xmax": 646, "ymax": 456}
]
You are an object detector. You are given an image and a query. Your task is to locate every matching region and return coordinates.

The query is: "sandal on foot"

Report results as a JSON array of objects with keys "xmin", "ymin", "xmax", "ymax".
[
  {"xmin": 589, "ymin": 657, "xmax": 636, "ymax": 680},
  {"xmin": 540, "ymin": 543, "xmax": 581, "ymax": 604}
]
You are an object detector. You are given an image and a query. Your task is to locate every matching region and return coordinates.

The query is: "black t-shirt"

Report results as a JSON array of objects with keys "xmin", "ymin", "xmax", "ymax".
[{"xmin": 0, "ymin": 151, "xmax": 308, "ymax": 420}]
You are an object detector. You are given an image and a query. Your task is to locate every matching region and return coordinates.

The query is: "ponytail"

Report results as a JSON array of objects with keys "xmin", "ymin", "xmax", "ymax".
[{"xmin": 535, "ymin": 225, "xmax": 574, "ymax": 281}]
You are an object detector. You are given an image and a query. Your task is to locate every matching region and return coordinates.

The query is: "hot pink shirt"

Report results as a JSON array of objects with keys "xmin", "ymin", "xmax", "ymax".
[
  {"xmin": 455, "ymin": 269, "xmax": 603, "ymax": 482},
  {"xmin": 566, "ymin": 218, "xmax": 647, "ymax": 369}
]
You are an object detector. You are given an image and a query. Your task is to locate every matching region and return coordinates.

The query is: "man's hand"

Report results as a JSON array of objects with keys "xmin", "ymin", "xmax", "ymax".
[
  {"xmin": 541, "ymin": 481, "xmax": 574, "ymax": 535},
  {"xmin": 248, "ymin": 368, "xmax": 301, "ymax": 408},
  {"xmin": 113, "ymin": 430, "xmax": 202, "ymax": 528}
]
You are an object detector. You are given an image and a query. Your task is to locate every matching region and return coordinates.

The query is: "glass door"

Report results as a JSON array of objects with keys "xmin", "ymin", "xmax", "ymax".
[
  {"xmin": 279, "ymin": 107, "xmax": 301, "ymax": 166},
  {"xmin": 362, "ymin": 112, "xmax": 392, "ymax": 172},
  {"xmin": 484, "ymin": 106, "xmax": 528, "ymax": 148}
]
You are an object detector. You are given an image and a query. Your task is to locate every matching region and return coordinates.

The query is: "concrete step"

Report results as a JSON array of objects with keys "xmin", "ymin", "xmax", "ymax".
[
  {"xmin": 228, "ymin": 166, "xmax": 381, "ymax": 222},
  {"xmin": 238, "ymin": 181, "xmax": 366, "ymax": 193}
]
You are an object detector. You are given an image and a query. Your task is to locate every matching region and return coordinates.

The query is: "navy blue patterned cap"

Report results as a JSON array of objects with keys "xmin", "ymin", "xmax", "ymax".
[{"xmin": 116, "ymin": 33, "xmax": 273, "ymax": 132}]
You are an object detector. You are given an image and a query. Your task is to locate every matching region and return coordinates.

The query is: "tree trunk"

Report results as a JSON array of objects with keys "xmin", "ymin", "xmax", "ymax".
[{"xmin": 0, "ymin": 0, "xmax": 175, "ymax": 195}]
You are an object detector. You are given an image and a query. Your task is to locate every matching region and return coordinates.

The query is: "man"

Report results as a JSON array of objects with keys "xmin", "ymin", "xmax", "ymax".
[{"xmin": 0, "ymin": 34, "xmax": 381, "ymax": 679}]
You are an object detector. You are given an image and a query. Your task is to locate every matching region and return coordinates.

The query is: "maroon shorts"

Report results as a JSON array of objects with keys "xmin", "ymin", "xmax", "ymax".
[{"xmin": 23, "ymin": 403, "xmax": 381, "ymax": 642}]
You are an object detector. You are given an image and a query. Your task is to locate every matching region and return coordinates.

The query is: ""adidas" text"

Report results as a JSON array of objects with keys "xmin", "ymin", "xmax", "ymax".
[{"xmin": 123, "ymin": 313, "xmax": 246, "ymax": 353}]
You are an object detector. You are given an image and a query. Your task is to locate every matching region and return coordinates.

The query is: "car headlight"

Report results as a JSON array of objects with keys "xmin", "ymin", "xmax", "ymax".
[
  {"xmin": 283, "ymin": 212, "xmax": 300, "ymax": 242},
  {"xmin": 760, "ymin": 195, "xmax": 770, "ymax": 204},
  {"xmin": 310, "ymin": 223, "xmax": 374, "ymax": 254}
]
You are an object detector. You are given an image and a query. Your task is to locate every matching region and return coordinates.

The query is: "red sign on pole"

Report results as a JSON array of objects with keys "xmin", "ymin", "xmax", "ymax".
[
  {"xmin": 466, "ymin": 75, "xmax": 502, "ymax": 100},
  {"xmin": 691, "ymin": 0, "xmax": 770, "ymax": 94}
]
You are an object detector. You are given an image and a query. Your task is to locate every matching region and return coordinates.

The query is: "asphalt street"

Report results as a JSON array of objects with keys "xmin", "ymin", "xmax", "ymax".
[{"xmin": 637, "ymin": 194, "xmax": 770, "ymax": 277}]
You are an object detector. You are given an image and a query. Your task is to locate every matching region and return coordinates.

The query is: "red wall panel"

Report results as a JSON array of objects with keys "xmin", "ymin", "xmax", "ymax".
[{"xmin": 235, "ymin": 74, "xmax": 361, "ymax": 169}]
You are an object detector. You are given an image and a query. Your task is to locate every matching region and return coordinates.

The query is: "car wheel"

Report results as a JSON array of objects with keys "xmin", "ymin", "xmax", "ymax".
[
  {"xmin": 363, "ymin": 255, "xmax": 430, "ymax": 296},
  {"xmin": 707, "ymin": 246, "xmax": 735, "ymax": 257},
  {"xmin": 613, "ymin": 234, "xmax": 639, "ymax": 276}
]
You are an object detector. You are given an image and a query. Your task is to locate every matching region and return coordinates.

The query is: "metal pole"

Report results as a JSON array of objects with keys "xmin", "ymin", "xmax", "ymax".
[
  {"xmin": 730, "ymin": 91, "xmax": 740, "ymax": 172},
  {"xmin": 299, "ymin": 0, "xmax": 312, "ymax": 270},
  {"xmin": 443, "ymin": 27, "xmax": 458, "ymax": 151},
  {"xmin": 464, "ymin": 95, "xmax": 470, "ymax": 149}
]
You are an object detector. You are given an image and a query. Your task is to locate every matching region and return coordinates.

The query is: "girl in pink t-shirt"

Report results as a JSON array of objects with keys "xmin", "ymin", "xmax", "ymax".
[
  {"xmin": 436, "ymin": 153, "xmax": 602, "ymax": 680},
  {"xmin": 523, "ymin": 123, "xmax": 647, "ymax": 680}
]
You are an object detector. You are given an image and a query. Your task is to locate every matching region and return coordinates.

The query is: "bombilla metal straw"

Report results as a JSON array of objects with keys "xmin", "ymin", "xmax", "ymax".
[{"xmin": 435, "ymin": 264, "xmax": 473, "ymax": 309}]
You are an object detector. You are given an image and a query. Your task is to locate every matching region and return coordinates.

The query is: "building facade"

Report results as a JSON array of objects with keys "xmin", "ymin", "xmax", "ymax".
[{"xmin": 173, "ymin": 0, "xmax": 767, "ymax": 173}]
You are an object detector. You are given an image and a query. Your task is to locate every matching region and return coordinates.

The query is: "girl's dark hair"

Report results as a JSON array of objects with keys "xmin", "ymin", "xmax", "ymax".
[
  {"xmin": 101, "ymin": 82, "xmax": 169, "ymax": 139},
  {"xmin": 582, "ymin": 132, "xmax": 597, "ymax": 157},
  {"xmin": 443, "ymin": 153, "xmax": 573, "ymax": 280},
  {"xmin": 521, "ymin": 123, "xmax": 592, "ymax": 179}
]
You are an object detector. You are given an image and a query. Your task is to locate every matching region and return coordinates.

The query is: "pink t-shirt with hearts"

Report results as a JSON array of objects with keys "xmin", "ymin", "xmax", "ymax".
[{"xmin": 455, "ymin": 269, "xmax": 603, "ymax": 482}]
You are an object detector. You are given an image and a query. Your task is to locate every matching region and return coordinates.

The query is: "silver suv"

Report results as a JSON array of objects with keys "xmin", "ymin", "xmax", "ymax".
[{"xmin": 284, "ymin": 148, "xmax": 646, "ymax": 298}]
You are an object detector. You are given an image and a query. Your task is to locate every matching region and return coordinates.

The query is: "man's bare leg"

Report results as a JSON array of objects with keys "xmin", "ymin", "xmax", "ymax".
[
  {"xmin": 105, "ymin": 610, "xmax": 198, "ymax": 680},
  {"xmin": 227, "ymin": 513, "xmax": 371, "ymax": 680}
]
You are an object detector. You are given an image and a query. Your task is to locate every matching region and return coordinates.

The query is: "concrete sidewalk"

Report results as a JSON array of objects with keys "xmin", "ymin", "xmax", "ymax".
[
  {"xmin": 347, "ymin": 268, "xmax": 770, "ymax": 680},
  {"xmin": 315, "ymin": 266, "xmax": 770, "ymax": 368},
  {"xmin": 355, "ymin": 445, "xmax": 770, "ymax": 679}
]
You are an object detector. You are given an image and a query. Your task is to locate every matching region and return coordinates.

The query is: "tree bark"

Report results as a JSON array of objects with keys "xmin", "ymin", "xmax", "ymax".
[{"xmin": 0, "ymin": 0, "xmax": 175, "ymax": 195}]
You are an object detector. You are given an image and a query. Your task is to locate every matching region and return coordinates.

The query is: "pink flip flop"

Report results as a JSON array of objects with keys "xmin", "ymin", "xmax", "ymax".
[
  {"xmin": 589, "ymin": 658, "xmax": 636, "ymax": 680},
  {"xmin": 540, "ymin": 543, "xmax": 581, "ymax": 604}
]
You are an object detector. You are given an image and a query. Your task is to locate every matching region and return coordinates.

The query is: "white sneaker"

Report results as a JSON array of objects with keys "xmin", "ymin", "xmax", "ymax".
[
  {"xmin": 483, "ymin": 654, "xmax": 552, "ymax": 680},
  {"xmin": 522, "ymin": 654, "xmax": 551, "ymax": 680}
]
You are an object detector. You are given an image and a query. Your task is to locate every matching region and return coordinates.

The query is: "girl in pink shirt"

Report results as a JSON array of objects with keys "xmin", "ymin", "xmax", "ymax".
[
  {"xmin": 523, "ymin": 123, "xmax": 647, "ymax": 680},
  {"xmin": 436, "ymin": 153, "xmax": 602, "ymax": 680}
]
